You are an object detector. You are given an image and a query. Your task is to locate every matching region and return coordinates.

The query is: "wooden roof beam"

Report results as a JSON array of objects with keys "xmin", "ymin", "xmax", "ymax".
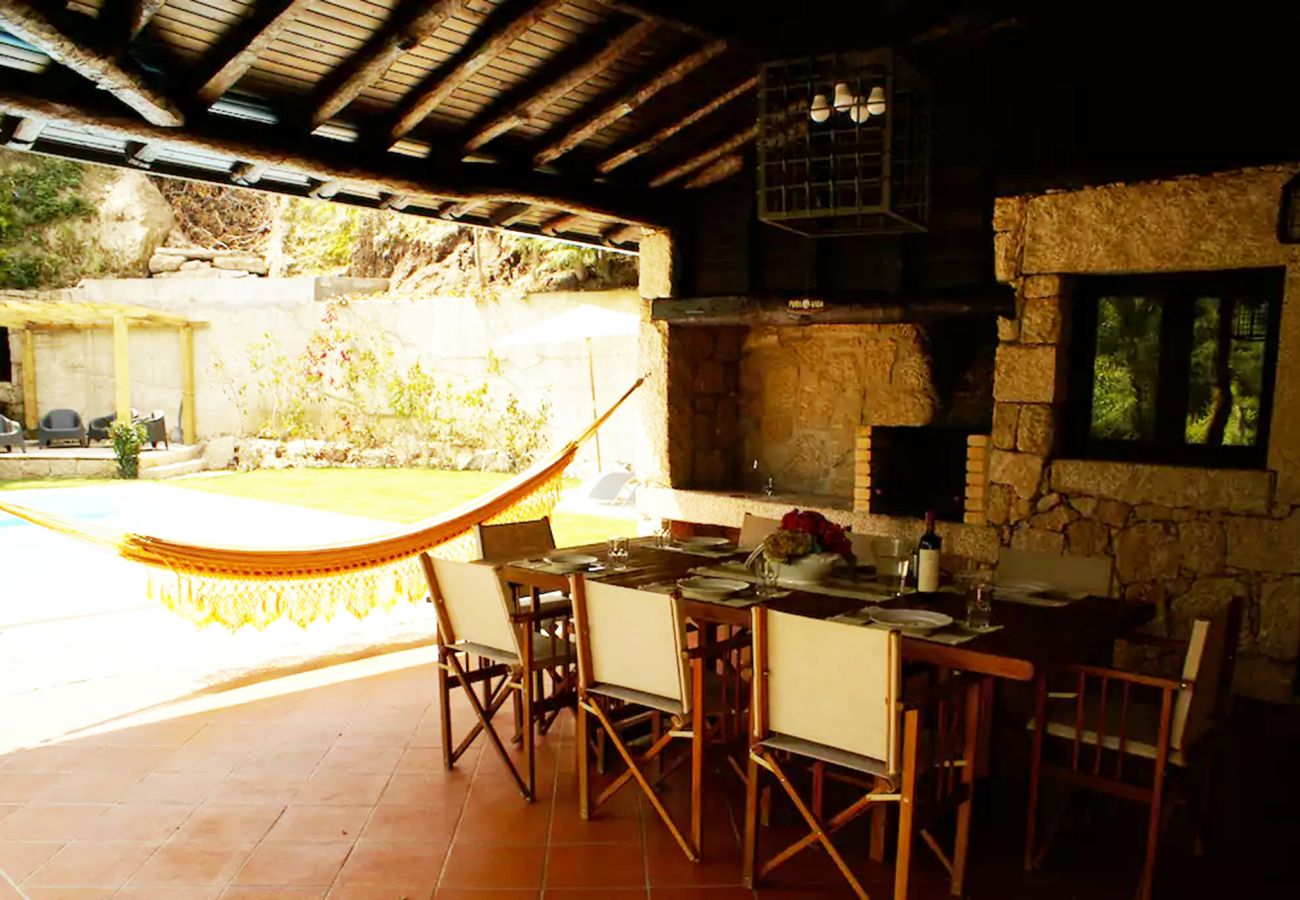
[
  {"xmin": 312, "ymin": 0, "xmax": 466, "ymax": 130},
  {"xmin": 601, "ymin": 222, "xmax": 638, "ymax": 245},
  {"xmin": 598, "ymin": 1, "xmax": 714, "ymax": 38},
  {"xmin": 104, "ymin": 0, "xmax": 165, "ymax": 49},
  {"xmin": 540, "ymin": 212, "xmax": 581, "ymax": 235},
  {"xmin": 463, "ymin": 18, "xmax": 657, "ymax": 153},
  {"xmin": 231, "ymin": 161, "xmax": 267, "ymax": 186},
  {"xmin": 648, "ymin": 123, "xmax": 755, "ymax": 188},
  {"xmin": 125, "ymin": 139, "xmax": 161, "ymax": 168},
  {"xmin": 487, "ymin": 202, "xmax": 531, "ymax": 227},
  {"xmin": 0, "ymin": 0, "xmax": 183, "ymax": 126},
  {"xmin": 0, "ymin": 89, "xmax": 665, "ymax": 228},
  {"xmin": 196, "ymin": 0, "xmax": 320, "ymax": 107},
  {"xmin": 682, "ymin": 152, "xmax": 742, "ymax": 189},
  {"xmin": 598, "ymin": 74, "xmax": 754, "ymax": 173},
  {"xmin": 5, "ymin": 115, "xmax": 47, "ymax": 150},
  {"xmin": 389, "ymin": 0, "xmax": 569, "ymax": 145},
  {"xmin": 533, "ymin": 38, "xmax": 727, "ymax": 166}
]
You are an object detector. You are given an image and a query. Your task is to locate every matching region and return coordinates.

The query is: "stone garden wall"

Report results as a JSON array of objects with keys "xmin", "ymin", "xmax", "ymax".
[{"xmin": 990, "ymin": 165, "xmax": 1300, "ymax": 702}]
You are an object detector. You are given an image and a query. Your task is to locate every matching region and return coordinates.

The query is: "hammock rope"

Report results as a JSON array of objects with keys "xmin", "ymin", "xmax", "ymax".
[{"xmin": 0, "ymin": 377, "xmax": 644, "ymax": 630}]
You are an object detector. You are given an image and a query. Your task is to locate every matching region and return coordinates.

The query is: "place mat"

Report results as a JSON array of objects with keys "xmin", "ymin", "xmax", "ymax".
[
  {"xmin": 642, "ymin": 581, "xmax": 784, "ymax": 607},
  {"xmin": 828, "ymin": 609, "xmax": 1004, "ymax": 645},
  {"xmin": 690, "ymin": 563, "xmax": 901, "ymax": 602},
  {"xmin": 659, "ymin": 542, "xmax": 742, "ymax": 559}
]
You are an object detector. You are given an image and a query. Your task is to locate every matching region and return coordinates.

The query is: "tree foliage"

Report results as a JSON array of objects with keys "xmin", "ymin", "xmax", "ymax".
[{"xmin": 0, "ymin": 156, "xmax": 95, "ymax": 288}]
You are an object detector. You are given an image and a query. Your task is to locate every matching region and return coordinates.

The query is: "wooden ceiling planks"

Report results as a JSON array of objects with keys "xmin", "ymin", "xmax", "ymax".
[
  {"xmin": 0, "ymin": 0, "xmax": 185, "ymax": 126},
  {"xmin": 0, "ymin": 0, "xmax": 763, "ymax": 250},
  {"xmin": 532, "ymin": 35, "xmax": 726, "ymax": 164}
]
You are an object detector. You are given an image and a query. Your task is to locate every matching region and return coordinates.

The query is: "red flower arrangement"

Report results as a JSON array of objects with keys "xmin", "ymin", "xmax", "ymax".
[{"xmin": 778, "ymin": 509, "xmax": 853, "ymax": 557}]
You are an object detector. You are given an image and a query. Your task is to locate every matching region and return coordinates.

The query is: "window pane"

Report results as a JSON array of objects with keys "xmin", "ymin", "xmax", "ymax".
[
  {"xmin": 1090, "ymin": 295, "xmax": 1161, "ymax": 441},
  {"xmin": 1185, "ymin": 295, "xmax": 1269, "ymax": 447}
]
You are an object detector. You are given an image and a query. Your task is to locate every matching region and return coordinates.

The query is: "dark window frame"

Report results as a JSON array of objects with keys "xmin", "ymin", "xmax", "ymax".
[
  {"xmin": 1065, "ymin": 267, "xmax": 1284, "ymax": 469},
  {"xmin": 0, "ymin": 326, "xmax": 10, "ymax": 383}
]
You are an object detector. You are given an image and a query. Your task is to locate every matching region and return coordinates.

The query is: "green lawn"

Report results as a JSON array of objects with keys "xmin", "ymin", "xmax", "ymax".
[{"xmin": 173, "ymin": 468, "xmax": 637, "ymax": 547}]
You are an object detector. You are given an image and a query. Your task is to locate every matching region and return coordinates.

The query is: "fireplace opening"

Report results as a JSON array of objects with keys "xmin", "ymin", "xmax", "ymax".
[{"xmin": 867, "ymin": 426, "xmax": 973, "ymax": 521}]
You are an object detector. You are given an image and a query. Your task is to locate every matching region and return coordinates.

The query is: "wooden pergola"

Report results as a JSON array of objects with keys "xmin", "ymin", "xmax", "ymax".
[{"xmin": 0, "ymin": 295, "xmax": 200, "ymax": 444}]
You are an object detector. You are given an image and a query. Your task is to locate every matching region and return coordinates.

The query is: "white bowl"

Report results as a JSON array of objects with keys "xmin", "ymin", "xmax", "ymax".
[{"xmin": 869, "ymin": 608, "xmax": 954, "ymax": 634}]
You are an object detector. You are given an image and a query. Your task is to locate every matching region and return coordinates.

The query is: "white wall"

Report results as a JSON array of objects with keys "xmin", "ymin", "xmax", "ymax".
[{"xmin": 21, "ymin": 278, "xmax": 644, "ymax": 475}]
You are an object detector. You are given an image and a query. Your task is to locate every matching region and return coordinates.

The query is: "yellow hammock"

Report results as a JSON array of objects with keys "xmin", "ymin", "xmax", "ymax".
[{"xmin": 0, "ymin": 377, "xmax": 644, "ymax": 630}]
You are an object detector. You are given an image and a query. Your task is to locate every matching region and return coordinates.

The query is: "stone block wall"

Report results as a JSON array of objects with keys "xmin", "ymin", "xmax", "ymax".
[
  {"xmin": 666, "ymin": 325, "xmax": 744, "ymax": 489},
  {"xmin": 990, "ymin": 165, "xmax": 1300, "ymax": 702},
  {"xmin": 737, "ymin": 324, "xmax": 937, "ymax": 499}
]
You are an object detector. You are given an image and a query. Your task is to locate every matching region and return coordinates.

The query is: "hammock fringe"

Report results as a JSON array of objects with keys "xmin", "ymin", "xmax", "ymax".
[{"xmin": 0, "ymin": 377, "xmax": 644, "ymax": 630}]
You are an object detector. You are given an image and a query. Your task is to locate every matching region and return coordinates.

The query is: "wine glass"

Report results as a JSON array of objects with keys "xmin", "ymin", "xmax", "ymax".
[
  {"xmin": 606, "ymin": 536, "xmax": 630, "ymax": 570},
  {"xmin": 966, "ymin": 580, "xmax": 994, "ymax": 630},
  {"xmin": 757, "ymin": 555, "xmax": 781, "ymax": 596}
]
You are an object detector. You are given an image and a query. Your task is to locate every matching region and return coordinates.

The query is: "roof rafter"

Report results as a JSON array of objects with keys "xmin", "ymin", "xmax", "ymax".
[
  {"xmin": 648, "ymin": 123, "xmax": 755, "ymax": 187},
  {"xmin": 533, "ymin": 37, "xmax": 727, "ymax": 166},
  {"xmin": 388, "ymin": 0, "xmax": 569, "ymax": 145},
  {"xmin": 0, "ymin": 0, "xmax": 183, "ymax": 126},
  {"xmin": 312, "ymin": 0, "xmax": 466, "ymax": 130},
  {"xmin": 0, "ymin": 88, "xmax": 665, "ymax": 229},
  {"xmin": 196, "ymin": 0, "xmax": 321, "ymax": 107},
  {"xmin": 598, "ymin": 74, "xmax": 754, "ymax": 173},
  {"xmin": 464, "ymin": 17, "xmax": 657, "ymax": 153},
  {"xmin": 104, "ymin": 0, "xmax": 165, "ymax": 50}
]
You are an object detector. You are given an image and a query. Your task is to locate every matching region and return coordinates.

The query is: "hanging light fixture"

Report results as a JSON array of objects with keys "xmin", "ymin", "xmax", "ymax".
[
  {"xmin": 809, "ymin": 93, "xmax": 832, "ymax": 123},
  {"xmin": 866, "ymin": 85, "xmax": 887, "ymax": 116},
  {"xmin": 832, "ymin": 81, "xmax": 854, "ymax": 111}
]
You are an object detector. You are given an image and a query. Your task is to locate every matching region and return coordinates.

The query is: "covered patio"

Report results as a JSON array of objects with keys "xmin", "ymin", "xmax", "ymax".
[{"xmin": 1, "ymin": 1, "xmax": 1298, "ymax": 899}]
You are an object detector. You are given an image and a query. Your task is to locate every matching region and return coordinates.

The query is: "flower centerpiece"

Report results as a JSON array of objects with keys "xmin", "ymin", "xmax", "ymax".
[{"xmin": 758, "ymin": 509, "xmax": 853, "ymax": 584}]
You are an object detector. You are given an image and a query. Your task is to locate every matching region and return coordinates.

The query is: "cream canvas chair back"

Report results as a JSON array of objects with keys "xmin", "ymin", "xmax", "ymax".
[
  {"xmin": 577, "ymin": 581, "xmax": 692, "ymax": 712},
  {"xmin": 430, "ymin": 557, "xmax": 519, "ymax": 656},
  {"xmin": 739, "ymin": 513, "xmax": 782, "ymax": 550},
  {"xmin": 763, "ymin": 609, "xmax": 901, "ymax": 771},
  {"xmin": 996, "ymin": 548, "xmax": 1113, "ymax": 596},
  {"xmin": 475, "ymin": 517, "xmax": 555, "ymax": 560},
  {"xmin": 1171, "ymin": 603, "xmax": 1233, "ymax": 751}
]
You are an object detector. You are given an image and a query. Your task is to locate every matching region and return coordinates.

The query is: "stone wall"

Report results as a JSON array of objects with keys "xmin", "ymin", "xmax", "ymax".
[
  {"xmin": 991, "ymin": 164, "xmax": 1300, "ymax": 702},
  {"xmin": 736, "ymin": 324, "xmax": 937, "ymax": 499}
]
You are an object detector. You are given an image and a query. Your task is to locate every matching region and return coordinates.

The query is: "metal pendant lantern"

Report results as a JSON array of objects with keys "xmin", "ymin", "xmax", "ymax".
[{"xmin": 757, "ymin": 49, "xmax": 930, "ymax": 237}]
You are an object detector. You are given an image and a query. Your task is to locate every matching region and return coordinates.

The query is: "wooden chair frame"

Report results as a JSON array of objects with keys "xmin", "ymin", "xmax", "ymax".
[
  {"xmin": 1025, "ymin": 598, "xmax": 1243, "ymax": 900},
  {"xmin": 421, "ymin": 553, "xmax": 574, "ymax": 801},
  {"xmin": 569, "ymin": 576, "xmax": 747, "ymax": 862},
  {"xmin": 742, "ymin": 609, "xmax": 980, "ymax": 900}
]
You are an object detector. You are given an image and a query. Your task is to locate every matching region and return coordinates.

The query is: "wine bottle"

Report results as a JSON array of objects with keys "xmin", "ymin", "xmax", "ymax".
[{"xmin": 917, "ymin": 510, "xmax": 941, "ymax": 593}]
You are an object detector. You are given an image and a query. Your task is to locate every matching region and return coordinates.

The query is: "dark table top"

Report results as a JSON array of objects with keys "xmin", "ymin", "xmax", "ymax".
[{"xmin": 491, "ymin": 543, "xmax": 1153, "ymax": 683}]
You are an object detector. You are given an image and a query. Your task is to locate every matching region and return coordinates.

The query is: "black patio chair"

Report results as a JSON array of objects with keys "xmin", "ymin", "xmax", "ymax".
[
  {"xmin": 38, "ymin": 409, "xmax": 87, "ymax": 448},
  {"xmin": 88, "ymin": 409, "xmax": 140, "ymax": 443},
  {"xmin": 0, "ymin": 415, "xmax": 24, "ymax": 453},
  {"xmin": 135, "ymin": 409, "xmax": 169, "ymax": 449}
]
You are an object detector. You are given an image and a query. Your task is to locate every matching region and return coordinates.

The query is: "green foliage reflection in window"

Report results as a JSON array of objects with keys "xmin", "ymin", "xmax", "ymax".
[
  {"xmin": 1091, "ymin": 296, "xmax": 1161, "ymax": 442},
  {"xmin": 1185, "ymin": 297, "xmax": 1267, "ymax": 447}
]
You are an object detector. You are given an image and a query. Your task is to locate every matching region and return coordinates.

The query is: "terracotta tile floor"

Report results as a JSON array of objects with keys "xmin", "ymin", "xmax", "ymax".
[{"xmin": 1, "ymin": 650, "xmax": 1296, "ymax": 899}]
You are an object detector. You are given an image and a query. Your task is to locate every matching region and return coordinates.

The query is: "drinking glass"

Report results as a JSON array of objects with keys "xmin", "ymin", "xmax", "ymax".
[
  {"xmin": 966, "ymin": 581, "xmax": 994, "ymax": 630},
  {"xmin": 757, "ymin": 555, "xmax": 781, "ymax": 596},
  {"xmin": 872, "ymin": 537, "xmax": 914, "ymax": 597},
  {"xmin": 606, "ymin": 536, "xmax": 630, "ymax": 570}
]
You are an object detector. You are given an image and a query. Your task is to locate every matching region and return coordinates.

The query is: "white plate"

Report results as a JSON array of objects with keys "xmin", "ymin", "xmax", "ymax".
[
  {"xmin": 869, "ymin": 608, "xmax": 954, "ymax": 634},
  {"xmin": 543, "ymin": 553, "xmax": 598, "ymax": 569},
  {"xmin": 678, "ymin": 536, "xmax": 732, "ymax": 549},
  {"xmin": 676, "ymin": 576, "xmax": 749, "ymax": 598}
]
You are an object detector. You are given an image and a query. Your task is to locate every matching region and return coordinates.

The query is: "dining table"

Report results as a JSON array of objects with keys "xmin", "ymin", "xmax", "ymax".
[{"xmin": 487, "ymin": 539, "xmax": 1154, "ymax": 684}]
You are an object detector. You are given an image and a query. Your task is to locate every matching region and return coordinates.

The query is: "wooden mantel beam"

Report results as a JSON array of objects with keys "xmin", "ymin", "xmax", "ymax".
[
  {"xmin": 0, "ymin": 88, "xmax": 666, "ymax": 229},
  {"xmin": 389, "ymin": 0, "xmax": 569, "ymax": 145},
  {"xmin": 533, "ymin": 37, "xmax": 727, "ymax": 166},
  {"xmin": 196, "ymin": 0, "xmax": 320, "ymax": 107},
  {"xmin": 648, "ymin": 123, "xmax": 756, "ymax": 188},
  {"xmin": 464, "ymin": 18, "xmax": 657, "ymax": 153},
  {"xmin": 0, "ymin": 0, "xmax": 183, "ymax": 126},
  {"xmin": 598, "ymin": 75, "xmax": 754, "ymax": 174},
  {"xmin": 312, "ymin": 0, "xmax": 465, "ymax": 130}
]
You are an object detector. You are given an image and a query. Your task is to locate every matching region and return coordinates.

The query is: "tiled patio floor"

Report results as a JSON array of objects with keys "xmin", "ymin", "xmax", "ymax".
[{"xmin": 1, "ymin": 648, "xmax": 1295, "ymax": 899}]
